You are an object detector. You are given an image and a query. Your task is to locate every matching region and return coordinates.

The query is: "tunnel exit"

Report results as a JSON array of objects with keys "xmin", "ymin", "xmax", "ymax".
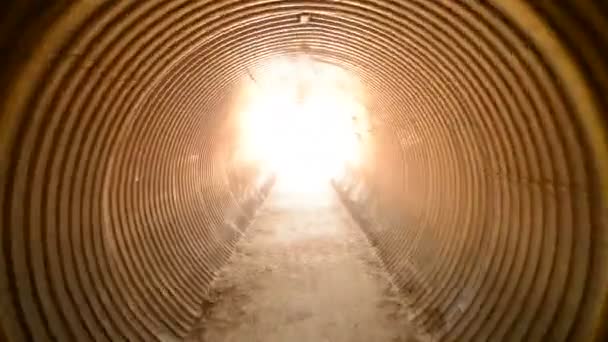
[{"xmin": 235, "ymin": 56, "xmax": 368, "ymax": 193}]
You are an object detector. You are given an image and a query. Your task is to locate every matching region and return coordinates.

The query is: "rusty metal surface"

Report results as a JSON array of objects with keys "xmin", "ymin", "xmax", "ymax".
[{"xmin": 0, "ymin": 1, "xmax": 607, "ymax": 341}]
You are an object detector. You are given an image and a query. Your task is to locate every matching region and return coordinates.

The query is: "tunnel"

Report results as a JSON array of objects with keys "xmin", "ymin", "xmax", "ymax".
[{"xmin": 1, "ymin": 1, "xmax": 607, "ymax": 341}]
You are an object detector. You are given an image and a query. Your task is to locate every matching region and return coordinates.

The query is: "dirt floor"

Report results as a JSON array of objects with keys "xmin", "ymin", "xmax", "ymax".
[{"xmin": 185, "ymin": 187, "xmax": 419, "ymax": 342}]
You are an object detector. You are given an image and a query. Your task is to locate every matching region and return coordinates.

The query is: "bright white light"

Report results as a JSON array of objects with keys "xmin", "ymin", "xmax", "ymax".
[{"xmin": 236, "ymin": 56, "xmax": 366, "ymax": 192}]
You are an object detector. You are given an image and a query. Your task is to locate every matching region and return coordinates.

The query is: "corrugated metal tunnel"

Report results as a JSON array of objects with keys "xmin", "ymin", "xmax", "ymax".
[{"xmin": 1, "ymin": 1, "xmax": 607, "ymax": 341}]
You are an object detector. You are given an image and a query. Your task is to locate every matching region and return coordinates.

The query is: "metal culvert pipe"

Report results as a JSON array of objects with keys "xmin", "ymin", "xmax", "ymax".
[{"xmin": 0, "ymin": 1, "xmax": 606, "ymax": 341}]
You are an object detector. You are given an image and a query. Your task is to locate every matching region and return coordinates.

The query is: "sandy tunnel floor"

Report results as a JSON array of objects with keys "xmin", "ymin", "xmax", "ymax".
[{"xmin": 185, "ymin": 187, "xmax": 419, "ymax": 342}]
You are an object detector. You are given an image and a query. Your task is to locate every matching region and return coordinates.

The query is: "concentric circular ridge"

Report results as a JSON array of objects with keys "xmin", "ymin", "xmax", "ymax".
[{"xmin": 1, "ymin": 1, "xmax": 607, "ymax": 341}]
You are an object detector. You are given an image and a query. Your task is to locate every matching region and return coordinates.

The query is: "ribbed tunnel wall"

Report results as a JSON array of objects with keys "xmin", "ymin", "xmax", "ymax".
[{"xmin": 1, "ymin": 1, "xmax": 607, "ymax": 341}]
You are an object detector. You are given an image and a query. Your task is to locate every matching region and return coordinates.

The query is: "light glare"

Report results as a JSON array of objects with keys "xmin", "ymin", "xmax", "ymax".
[{"xmin": 237, "ymin": 57, "xmax": 366, "ymax": 192}]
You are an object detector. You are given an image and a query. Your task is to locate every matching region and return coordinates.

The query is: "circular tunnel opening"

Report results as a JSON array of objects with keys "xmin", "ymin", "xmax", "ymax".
[
  {"xmin": 1, "ymin": 1, "xmax": 607, "ymax": 342},
  {"xmin": 233, "ymin": 55, "xmax": 368, "ymax": 193}
]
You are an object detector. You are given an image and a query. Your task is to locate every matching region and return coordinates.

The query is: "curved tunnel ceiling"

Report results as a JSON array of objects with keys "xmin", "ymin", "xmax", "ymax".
[{"xmin": 1, "ymin": 1, "xmax": 607, "ymax": 341}]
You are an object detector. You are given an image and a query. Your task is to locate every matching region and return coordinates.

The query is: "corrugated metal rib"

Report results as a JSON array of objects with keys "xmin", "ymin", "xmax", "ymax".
[{"xmin": 0, "ymin": 1, "xmax": 606, "ymax": 341}]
